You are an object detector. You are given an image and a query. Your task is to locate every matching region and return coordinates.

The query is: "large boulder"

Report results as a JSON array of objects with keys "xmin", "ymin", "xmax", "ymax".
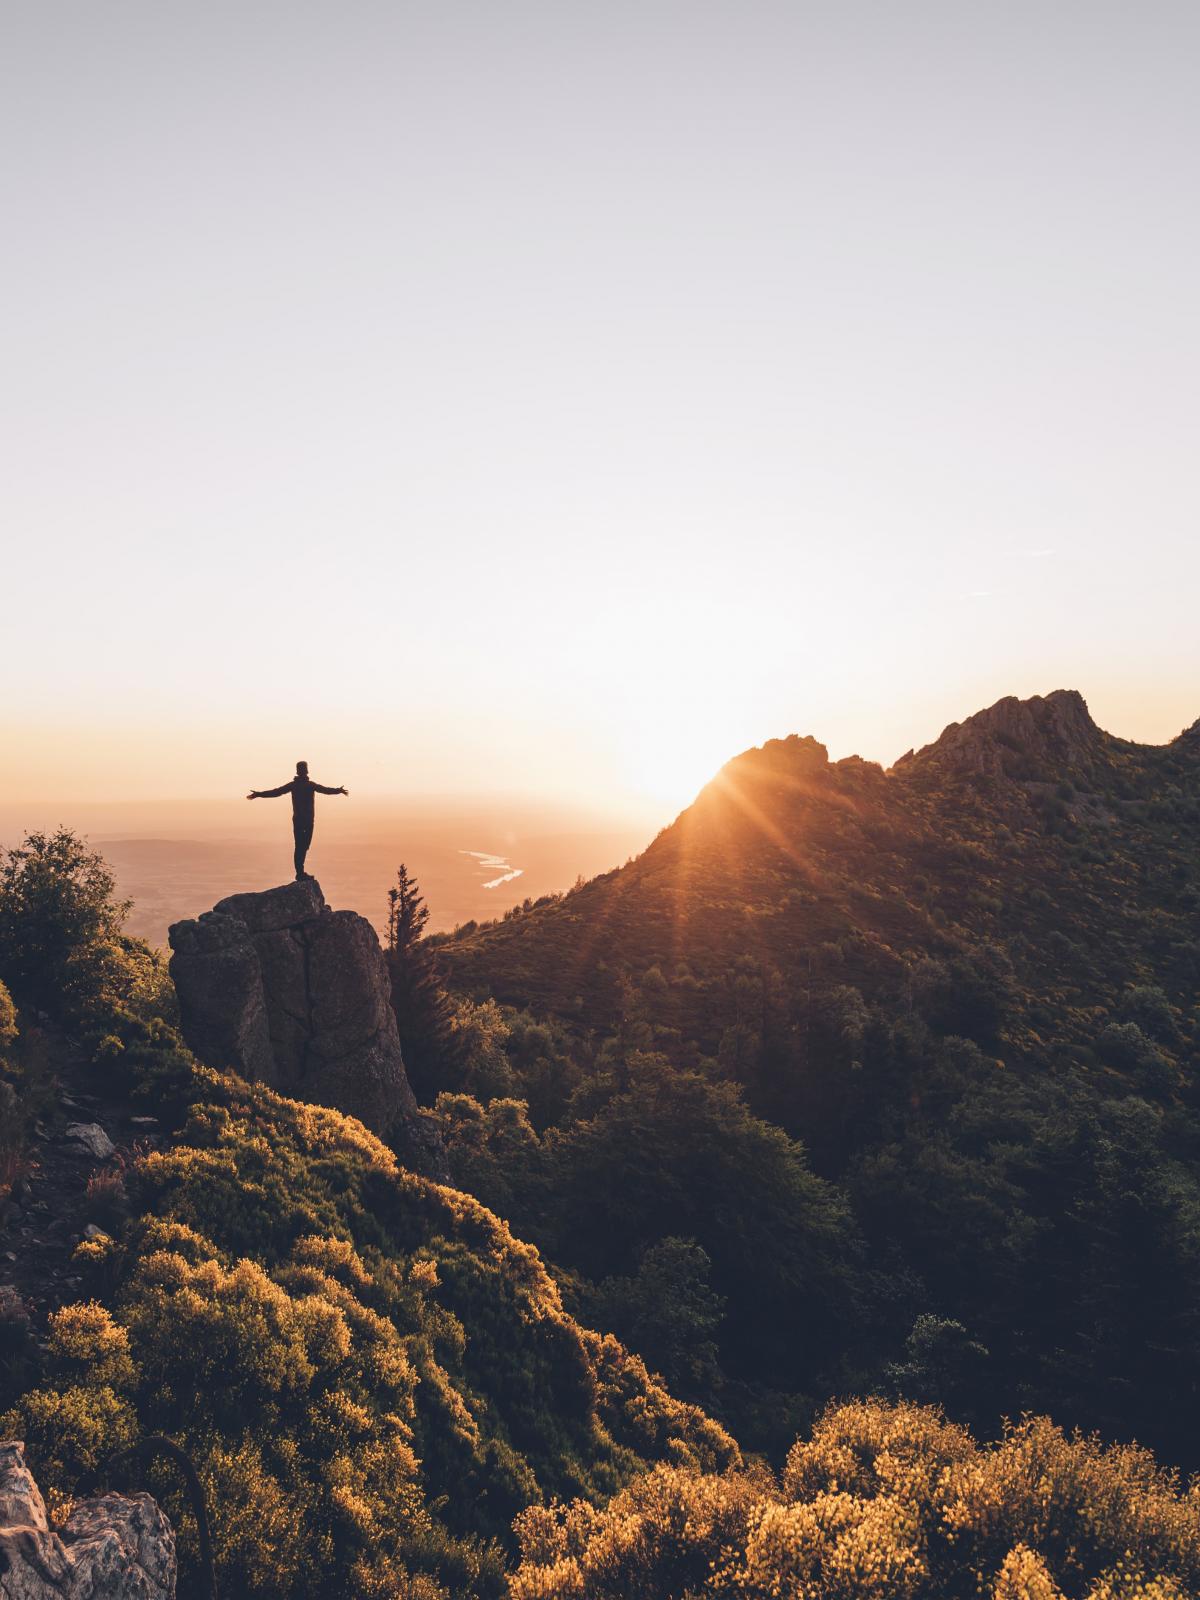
[
  {"xmin": 168, "ymin": 881, "xmax": 446, "ymax": 1176},
  {"xmin": 0, "ymin": 1439, "xmax": 175, "ymax": 1598}
]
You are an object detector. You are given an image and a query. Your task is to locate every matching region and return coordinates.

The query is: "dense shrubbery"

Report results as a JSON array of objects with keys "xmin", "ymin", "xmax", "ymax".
[
  {"xmin": 424, "ymin": 727, "xmax": 1200, "ymax": 1470},
  {"xmin": 89, "ymin": 1067, "xmax": 732, "ymax": 1594},
  {"xmin": 510, "ymin": 1398, "xmax": 1200, "ymax": 1600},
  {"xmin": 0, "ymin": 829, "xmax": 175, "ymax": 1027},
  {"xmin": 0, "ymin": 978, "xmax": 23, "ymax": 1198},
  {"xmin": 429, "ymin": 990, "xmax": 1200, "ymax": 1465},
  {"xmin": 0, "ymin": 979, "xmax": 16, "ymax": 1055},
  {"xmin": 437, "ymin": 1052, "xmax": 863, "ymax": 1444}
]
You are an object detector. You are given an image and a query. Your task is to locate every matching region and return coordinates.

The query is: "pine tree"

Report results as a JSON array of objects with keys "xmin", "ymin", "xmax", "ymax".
[{"xmin": 384, "ymin": 865, "xmax": 459, "ymax": 1103}]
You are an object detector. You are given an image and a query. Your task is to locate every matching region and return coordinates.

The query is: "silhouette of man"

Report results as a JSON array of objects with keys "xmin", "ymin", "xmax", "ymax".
[{"xmin": 247, "ymin": 761, "xmax": 348, "ymax": 879}]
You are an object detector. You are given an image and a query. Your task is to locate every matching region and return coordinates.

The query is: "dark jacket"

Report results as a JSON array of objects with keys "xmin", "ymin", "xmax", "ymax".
[{"xmin": 254, "ymin": 777, "xmax": 343, "ymax": 823}]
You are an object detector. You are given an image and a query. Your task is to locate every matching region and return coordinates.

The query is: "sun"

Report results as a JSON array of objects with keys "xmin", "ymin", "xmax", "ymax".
[
  {"xmin": 621, "ymin": 710, "xmax": 743, "ymax": 815},
  {"xmin": 570, "ymin": 581, "xmax": 777, "ymax": 816}
]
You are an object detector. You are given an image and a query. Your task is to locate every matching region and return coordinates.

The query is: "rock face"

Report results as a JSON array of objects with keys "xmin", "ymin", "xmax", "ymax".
[
  {"xmin": 62, "ymin": 1123, "xmax": 116, "ymax": 1160},
  {"xmin": 896, "ymin": 689, "xmax": 1105, "ymax": 783},
  {"xmin": 168, "ymin": 880, "xmax": 447, "ymax": 1176},
  {"xmin": 0, "ymin": 1440, "xmax": 175, "ymax": 1599}
]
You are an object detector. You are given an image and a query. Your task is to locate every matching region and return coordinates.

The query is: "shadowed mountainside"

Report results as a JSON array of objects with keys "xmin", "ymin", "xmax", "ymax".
[
  {"xmin": 427, "ymin": 690, "xmax": 1200, "ymax": 1466},
  {"xmin": 439, "ymin": 690, "xmax": 1200, "ymax": 1072}
]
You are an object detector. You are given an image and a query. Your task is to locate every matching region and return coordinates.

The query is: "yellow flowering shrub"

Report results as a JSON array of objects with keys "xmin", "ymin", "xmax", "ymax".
[
  {"xmin": 511, "ymin": 1462, "xmax": 760, "ymax": 1600},
  {"xmin": 991, "ymin": 1544, "xmax": 1063, "ymax": 1599},
  {"xmin": 72, "ymin": 1231, "xmax": 116, "ymax": 1268},
  {"xmin": 784, "ymin": 1395, "xmax": 976, "ymax": 1506},
  {"xmin": 0, "ymin": 1384, "xmax": 137, "ymax": 1516},
  {"xmin": 44, "ymin": 1300, "xmax": 138, "ymax": 1392},
  {"xmin": 509, "ymin": 1398, "xmax": 1200, "ymax": 1600},
  {"xmin": 730, "ymin": 1491, "xmax": 927, "ymax": 1598}
]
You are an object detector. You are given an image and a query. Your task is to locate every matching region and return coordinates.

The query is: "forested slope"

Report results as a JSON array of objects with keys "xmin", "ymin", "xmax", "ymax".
[{"xmin": 429, "ymin": 692, "xmax": 1200, "ymax": 1466}]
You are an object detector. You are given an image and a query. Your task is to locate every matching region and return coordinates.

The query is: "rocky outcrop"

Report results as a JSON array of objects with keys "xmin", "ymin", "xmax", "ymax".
[
  {"xmin": 0, "ymin": 1440, "xmax": 175, "ymax": 1598},
  {"xmin": 62, "ymin": 1123, "xmax": 116, "ymax": 1161},
  {"xmin": 168, "ymin": 881, "xmax": 446, "ymax": 1176},
  {"xmin": 895, "ymin": 689, "xmax": 1106, "ymax": 783}
]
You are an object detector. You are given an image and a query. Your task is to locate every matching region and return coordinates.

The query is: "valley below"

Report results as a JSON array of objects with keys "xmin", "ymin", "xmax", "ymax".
[{"xmin": 1, "ymin": 801, "xmax": 654, "ymax": 948}]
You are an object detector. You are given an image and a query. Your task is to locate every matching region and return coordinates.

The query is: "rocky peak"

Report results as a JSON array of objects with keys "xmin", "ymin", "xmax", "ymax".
[
  {"xmin": 895, "ymin": 689, "xmax": 1105, "ymax": 783},
  {"xmin": 168, "ymin": 880, "xmax": 446, "ymax": 1178},
  {"xmin": 712, "ymin": 734, "xmax": 830, "ymax": 791}
]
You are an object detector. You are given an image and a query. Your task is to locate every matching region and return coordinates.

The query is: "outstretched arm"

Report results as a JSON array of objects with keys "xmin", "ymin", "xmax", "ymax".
[
  {"xmin": 313, "ymin": 783, "xmax": 349, "ymax": 796},
  {"xmin": 246, "ymin": 782, "xmax": 293, "ymax": 800}
]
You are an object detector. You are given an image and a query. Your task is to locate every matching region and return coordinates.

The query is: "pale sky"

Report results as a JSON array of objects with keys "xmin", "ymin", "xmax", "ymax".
[{"xmin": 3, "ymin": 2, "xmax": 1198, "ymax": 818}]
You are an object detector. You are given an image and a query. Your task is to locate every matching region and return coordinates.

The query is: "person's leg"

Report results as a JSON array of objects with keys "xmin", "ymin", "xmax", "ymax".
[{"xmin": 293, "ymin": 819, "xmax": 314, "ymax": 878}]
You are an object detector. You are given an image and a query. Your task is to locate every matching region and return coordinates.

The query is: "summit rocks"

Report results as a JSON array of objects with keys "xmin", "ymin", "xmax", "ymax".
[
  {"xmin": 168, "ymin": 880, "xmax": 446, "ymax": 1177},
  {"xmin": 896, "ymin": 689, "xmax": 1105, "ymax": 783}
]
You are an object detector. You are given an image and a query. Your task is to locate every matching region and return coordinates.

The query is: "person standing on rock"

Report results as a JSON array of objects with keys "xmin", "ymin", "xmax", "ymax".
[{"xmin": 247, "ymin": 760, "xmax": 348, "ymax": 879}]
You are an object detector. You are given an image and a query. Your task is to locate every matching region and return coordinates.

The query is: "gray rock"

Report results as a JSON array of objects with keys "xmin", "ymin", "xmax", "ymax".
[
  {"xmin": 0, "ymin": 1440, "xmax": 176, "ymax": 1598},
  {"xmin": 214, "ymin": 875, "xmax": 325, "ymax": 934},
  {"xmin": 166, "ymin": 911, "xmax": 276, "ymax": 1084},
  {"xmin": 168, "ymin": 880, "xmax": 447, "ymax": 1175},
  {"xmin": 62, "ymin": 1123, "xmax": 116, "ymax": 1160}
]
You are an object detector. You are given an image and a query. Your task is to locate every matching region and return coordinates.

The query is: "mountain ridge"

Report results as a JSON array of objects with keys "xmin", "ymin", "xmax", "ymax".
[
  {"xmin": 439, "ymin": 688, "xmax": 1200, "ymax": 1050},
  {"xmin": 428, "ymin": 686, "xmax": 1200, "ymax": 1466}
]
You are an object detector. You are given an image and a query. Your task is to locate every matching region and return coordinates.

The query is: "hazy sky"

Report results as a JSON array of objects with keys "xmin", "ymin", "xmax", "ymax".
[{"xmin": 4, "ymin": 2, "xmax": 1198, "ymax": 818}]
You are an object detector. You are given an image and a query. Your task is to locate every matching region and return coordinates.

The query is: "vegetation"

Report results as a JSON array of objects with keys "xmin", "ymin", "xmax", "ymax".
[
  {"xmin": 431, "ymin": 704, "xmax": 1200, "ymax": 1467},
  {"xmin": 386, "ymin": 863, "xmax": 462, "ymax": 1104},
  {"xmin": 0, "ymin": 828, "xmax": 133, "ymax": 1018},
  {"xmin": 0, "ymin": 977, "xmax": 27, "ymax": 1204},
  {"xmin": 510, "ymin": 1398, "xmax": 1200, "ymax": 1600},
  {"xmin": 435, "ymin": 1055, "xmax": 862, "ymax": 1449},
  {"xmin": 0, "ymin": 832, "xmax": 733, "ymax": 1598}
]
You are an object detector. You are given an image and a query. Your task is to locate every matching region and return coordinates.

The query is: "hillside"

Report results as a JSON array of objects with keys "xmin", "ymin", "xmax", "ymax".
[
  {"xmin": 427, "ymin": 692, "xmax": 1200, "ymax": 1466},
  {"xmin": 439, "ymin": 690, "xmax": 1200, "ymax": 1067},
  {"xmin": 0, "ymin": 840, "xmax": 733, "ymax": 1598}
]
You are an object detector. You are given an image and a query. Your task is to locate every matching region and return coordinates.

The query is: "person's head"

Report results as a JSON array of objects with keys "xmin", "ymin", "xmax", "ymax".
[{"xmin": 296, "ymin": 760, "xmax": 308, "ymax": 777}]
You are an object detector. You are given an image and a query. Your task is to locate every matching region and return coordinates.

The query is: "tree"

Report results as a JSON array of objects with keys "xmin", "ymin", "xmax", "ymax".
[
  {"xmin": 585, "ymin": 1237, "xmax": 726, "ymax": 1394},
  {"xmin": 0, "ymin": 829, "xmax": 131, "ymax": 1017},
  {"xmin": 383, "ymin": 864, "xmax": 459, "ymax": 1102},
  {"xmin": 539, "ymin": 1055, "xmax": 863, "ymax": 1406},
  {"xmin": 886, "ymin": 1314, "xmax": 991, "ymax": 1424}
]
